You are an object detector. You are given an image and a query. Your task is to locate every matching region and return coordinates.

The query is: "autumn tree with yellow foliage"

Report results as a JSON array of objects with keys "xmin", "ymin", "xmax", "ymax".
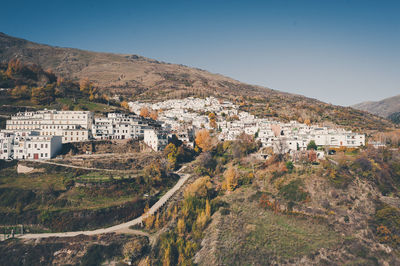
[
  {"xmin": 140, "ymin": 106, "xmax": 150, "ymax": 117},
  {"xmin": 208, "ymin": 112, "xmax": 217, "ymax": 129},
  {"xmin": 177, "ymin": 217, "xmax": 185, "ymax": 236},
  {"xmin": 120, "ymin": 100, "xmax": 130, "ymax": 110},
  {"xmin": 150, "ymin": 110, "xmax": 158, "ymax": 120},
  {"xmin": 223, "ymin": 165, "xmax": 238, "ymax": 191},
  {"xmin": 195, "ymin": 129, "xmax": 214, "ymax": 152},
  {"xmin": 142, "ymin": 203, "xmax": 155, "ymax": 230}
]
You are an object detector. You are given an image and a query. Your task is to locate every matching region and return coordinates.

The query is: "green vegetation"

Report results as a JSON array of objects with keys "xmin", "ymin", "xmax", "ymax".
[
  {"xmin": 307, "ymin": 140, "xmax": 318, "ymax": 150},
  {"xmin": 278, "ymin": 179, "xmax": 309, "ymax": 202},
  {"xmin": 0, "ymin": 59, "xmax": 123, "ymax": 115},
  {"xmin": 372, "ymin": 202, "xmax": 400, "ymax": 248},
  {"xmin": 0, "ymin": 157, "xmax": 179, "ymax": 232},
  {"xmin": 388, "ymin": 112, "xmax": 400, "ymax": 124}
]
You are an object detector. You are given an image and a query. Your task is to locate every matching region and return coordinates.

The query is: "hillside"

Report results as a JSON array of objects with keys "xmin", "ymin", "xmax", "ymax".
[
  {"xmin": 353, "ymin": 95, "xmax": 400, "ymax": 121},
  {"xmin": 0, "ymin": 32, "xmax": 394, "ymax": 130}
]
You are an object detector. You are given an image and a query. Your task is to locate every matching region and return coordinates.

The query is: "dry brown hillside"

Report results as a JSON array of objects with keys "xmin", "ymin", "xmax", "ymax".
[
  {"xmin": 353, "ymin": 95, "xmax": 400, "ymax": 118},
  {"xmin": 0, "ymin": 32, "xmax": 394, "ymax": 130}
]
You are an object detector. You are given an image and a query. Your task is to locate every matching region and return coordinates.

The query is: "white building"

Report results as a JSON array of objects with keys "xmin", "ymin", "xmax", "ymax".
[
  {"xmin": 0, "ymin": 131, "xmax": 14, "ymax": 160},
  {"xmin": 144, "ymin": 129, "xmax": 169, "ymax": 151},
  {"xmin": 6, "ymin": 110, "xmax": 93, "ymax": 143},
  {"xmin": 91, "ymin": 113, "xmax": 151, "ymax": 140},
  {"xmin": 0, "ymin": 130, "xmax": 62, "ymax": 160}
]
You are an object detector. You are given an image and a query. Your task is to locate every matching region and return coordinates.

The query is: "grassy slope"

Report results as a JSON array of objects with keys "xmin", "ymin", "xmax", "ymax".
[{"xmin": 213, "ymin": 187, "xmax": 341, "ymax": 265}]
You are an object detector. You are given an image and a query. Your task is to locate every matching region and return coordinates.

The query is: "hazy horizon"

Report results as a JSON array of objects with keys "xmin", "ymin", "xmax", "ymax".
[{"xmin": 2, "ymin": 0, "xmax": 399, "ymax": 106}]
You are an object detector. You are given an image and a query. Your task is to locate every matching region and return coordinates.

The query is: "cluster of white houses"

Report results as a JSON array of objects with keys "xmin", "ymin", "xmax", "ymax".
[
  {"xmin": 130, "ymin": 97, "xmax": 366, "ymax": 157},
  {"xmin": 1, "ymin": 97, "xmax": 366, "ymax": 160},
  {"xmin": 0, "ymin": 110, "xmax": 164, "ymax": 160}
]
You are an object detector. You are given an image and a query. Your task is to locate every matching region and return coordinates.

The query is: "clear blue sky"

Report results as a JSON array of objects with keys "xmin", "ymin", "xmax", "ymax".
[{"xmin": 1, "ymin": 0, "xmax": 399, "ymax": 106}]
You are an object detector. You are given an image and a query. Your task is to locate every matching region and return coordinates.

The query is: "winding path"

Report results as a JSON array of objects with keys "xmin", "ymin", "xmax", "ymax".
[{"xmin": 18, "ymin": 167, "xmax": 190, "ymax": 240}]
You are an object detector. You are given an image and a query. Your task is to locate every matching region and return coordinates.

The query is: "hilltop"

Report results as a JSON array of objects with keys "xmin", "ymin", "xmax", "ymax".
[
  {"xmin": 353, "ymin": 95, "xmax": 400, "ymax": 124},
  {"xmin": 0, "ymin": 32, "xmax": 394, "ymax": 130}
]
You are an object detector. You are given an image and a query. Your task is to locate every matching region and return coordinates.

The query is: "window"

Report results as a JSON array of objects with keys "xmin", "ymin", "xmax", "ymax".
[
  {"xmin": 45, "ymin": 144, "xmax": 48, "ymax": 148},
  {"xmin": 45, "ymin": 153, "xmax": 48, "ymax": 157},
  {"xmin": 40, "ymin": 153, "xmax": 43, "ymax": 157}
]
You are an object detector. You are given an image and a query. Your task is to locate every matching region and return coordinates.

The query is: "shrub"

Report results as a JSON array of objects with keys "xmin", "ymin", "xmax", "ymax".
[
  {"xmin": 220, "ymin": 208, "xmax": 230, "ymax": 215},
  {"xmin": 278, "ymin": 179, "xmax": 309, "ymax": 202}
]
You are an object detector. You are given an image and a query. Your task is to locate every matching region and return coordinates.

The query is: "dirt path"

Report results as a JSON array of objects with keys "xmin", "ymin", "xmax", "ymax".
[
  {"xmin": 18, "ymin": 167, "xmax": 190, "ymax": 240},
  {"xmin": 25, "ymin": 159, "xmax": 135, "ymax": 173},
  {"xmin": 69, "ymin": 152, "xmax": 153, "ymax": 159}
]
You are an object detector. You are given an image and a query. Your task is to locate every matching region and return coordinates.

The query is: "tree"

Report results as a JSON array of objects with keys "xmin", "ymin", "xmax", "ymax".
[
  {"xmin": 224, "ymin": 166, "xmax": 238, "ymax": 191},
  {"xmin": 6, "ymin": 59, "xmax": 22, "ymax": 78},
  {"xmin": 196, "ymin": 211, "xmax": 208, "ymax": 230},
  {"xmin": 150, "ymin": 110, "xmax": 158, "ymax": 120},
  {"xmin": 164, "ymin": 143, "xmax": 178, "ymax": 169},
  {"xmin": 205, "ymin": 199, "xmax": 211, "ymax": 218},
  {"xmin": 144, "ymin": 161, "xmax": 163, "ymax": 181},
  {"xmin": 154, "ymin": 212, "xmax": 161, "ymax": 229},
  {"xmin": 121, "ymin": 101, "xmax": 130, "ymax": 110},
  {"xmin": 195, "ymin": 129, "xmax": 213, "ymax": 152},
  {"xmin": 79, "ymin": 77, "xmax": 93, "ymax": 95},
  {"xmin": 177, "ymin": 217, "xmax": 185, "ymax": 236},
  {"xmin": 142, "ymin": 203, "xmax": 155, "ymax": 230},
  {"xmin": 307, "ymin": 140, "xmax": 317, "ymax": 150},
  {"xmin": 140, "ymin": 107, "xmax": 150, "ymax": 117},
  {"xmin": 31, "ymin": 84, "xmax": 55, "ymax": 105},
  {"xmin": 285, "ymin": 161, "xmax": 294, "ymax": 173},
  {"xmin": 11, "ymin": 85, "xmax": 30, "ymax": 99},
  {"xmin": 184, "ymin": 176, "xmax": 212, "ymax": 198},
  {"xmin": 163, "ymin": 243, "xmax": 172, "ymax": 266},
  {"xmin": 208, "ymin": 113, "xmax": 217, "ymax": 128}
]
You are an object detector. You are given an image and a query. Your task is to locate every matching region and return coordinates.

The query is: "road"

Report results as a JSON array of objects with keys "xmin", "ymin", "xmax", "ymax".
[{"xmin": 18, "ymin": 167, "xmax": 190, "ymax": 240}]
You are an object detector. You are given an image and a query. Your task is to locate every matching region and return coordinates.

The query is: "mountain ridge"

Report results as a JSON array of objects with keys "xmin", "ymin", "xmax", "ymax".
[
  {"xmin": 352, "ymin": 94, "xmax": 400, "ymax": 119},
  {"xmin": 0, "ymin": 32, "xmax": 394, "ymax": 130}
]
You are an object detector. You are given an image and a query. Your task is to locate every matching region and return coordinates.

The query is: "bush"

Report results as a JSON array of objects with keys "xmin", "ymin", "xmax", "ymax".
[
  {"xmin": 220, "ymin": 208, "xmax": 230, "ymax": 215},
  {"xmin": 278, "ymin": 179, "xmax": 309, "ymax": 202},
  {"xmin": 352, "ymin": 157, "xmax": 372, "ymax": 172},
  {"xmin": 285, "ymin": 161, "xmax": 294, "ymax": 173}
]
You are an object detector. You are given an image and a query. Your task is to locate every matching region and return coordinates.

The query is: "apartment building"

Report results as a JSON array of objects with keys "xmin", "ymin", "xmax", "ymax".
[
  {"xmin": 91, "ymin": 113, "xmax": 153, "ymax": 140},
  {"xmin": 0, "ymin": 130, "xmax": 62, "ymax": 160},
  {"xmin": 6, "ymin": 110, "xmax": 93, "ymax": 143}
]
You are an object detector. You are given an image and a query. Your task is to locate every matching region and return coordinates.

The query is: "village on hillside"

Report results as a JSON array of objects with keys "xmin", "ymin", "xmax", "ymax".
[{"xmin": 0, "ymin": 97, "xmax": 365, "ymax": 161}]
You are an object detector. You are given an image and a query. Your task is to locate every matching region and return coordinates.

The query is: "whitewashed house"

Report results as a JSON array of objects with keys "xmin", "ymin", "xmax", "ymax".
[
  {"xmin": 0, "ymin": 131, "xmax": 14, "ymax": 160},
  {"xmin": 144, "ymin": 129, "xmax": 169, "ymax": 151}
]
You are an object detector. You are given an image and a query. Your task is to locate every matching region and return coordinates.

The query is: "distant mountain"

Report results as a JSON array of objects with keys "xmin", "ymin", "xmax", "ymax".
[
  {"xmin": 352, "ymin": 95, "xmax": 400, "ymax": 123},
  {"xmin": 0, "ymin": 32, "xmax": 394, "ymax": 130}
]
